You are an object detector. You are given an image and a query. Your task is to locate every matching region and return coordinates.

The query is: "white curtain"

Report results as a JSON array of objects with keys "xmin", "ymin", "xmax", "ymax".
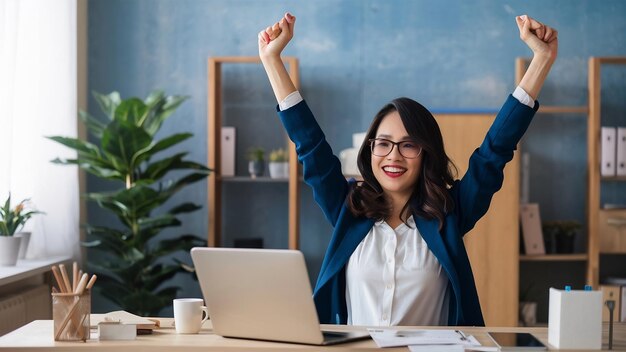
[{"xmin": 0, "ymin": 0, "xmax": 79, "ymax": 260}]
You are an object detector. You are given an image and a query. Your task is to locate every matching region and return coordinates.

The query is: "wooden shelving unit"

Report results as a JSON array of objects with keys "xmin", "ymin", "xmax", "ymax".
[
  {"xmin": 515, "ymin": 57, "xmax": 590, "ymax": 265},
  {"xmin": 207, "ymin": 56, "xmax": 300, "ymax": 249},
  {"xmin": 515, "ymin": 56, "xmax": 626, "ymax": 288},
  {"xmin": 587, "ymin": 56, "xmax": 626, "ymax": 287}
]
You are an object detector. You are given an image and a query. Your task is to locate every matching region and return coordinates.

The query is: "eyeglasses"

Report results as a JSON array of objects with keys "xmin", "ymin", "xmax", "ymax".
[{"xmin": 369, "ymin": 138, "xmax": 422, "ymax": 159}]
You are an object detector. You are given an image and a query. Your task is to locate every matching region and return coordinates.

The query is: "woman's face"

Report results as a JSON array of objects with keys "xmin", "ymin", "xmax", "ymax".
[{"xmin": 370, "ymin": 111, "xmax": 423, "ymax": 201}]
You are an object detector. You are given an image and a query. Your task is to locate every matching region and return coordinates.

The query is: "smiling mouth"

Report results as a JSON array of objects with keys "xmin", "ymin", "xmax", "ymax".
[{"xmin": 382, "ymin": 166, "xmax": 406, "ymax": 178}]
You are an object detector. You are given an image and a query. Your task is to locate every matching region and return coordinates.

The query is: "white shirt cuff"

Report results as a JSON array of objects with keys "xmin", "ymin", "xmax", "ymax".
[
  {"xmin": 513, "ymin": 86, "xmax": 535, "ymax": 108},
  {"xmin": 279, "ymin": 91, "xmax": 303, "ymax": 111}
]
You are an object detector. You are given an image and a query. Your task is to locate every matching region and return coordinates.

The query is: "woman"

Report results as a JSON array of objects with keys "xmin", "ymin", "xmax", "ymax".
[{"xmin": 258, "ymin": 13, "xmax": 557, "ymax": 326}]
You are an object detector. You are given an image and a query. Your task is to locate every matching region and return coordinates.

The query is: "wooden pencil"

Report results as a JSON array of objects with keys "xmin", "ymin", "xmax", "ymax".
[
  {"xmin": 51, "ymin": 266, "xmax": 68, "ymax": 293},
  {"xmin": 59, "ymin": 264, "xmax": 72, "ymax": 295},
  {"xmin": 72, "ymin": 262, "xmax": 78, "ymax": 292}
]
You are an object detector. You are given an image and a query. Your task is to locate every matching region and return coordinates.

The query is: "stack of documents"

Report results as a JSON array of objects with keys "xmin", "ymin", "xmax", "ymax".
[
  {"xmin": 91, "ymin": 311, "xmax": 158, "ymax": 340},
  {"xmin": 368, "ymin": 328, "xmax": 498, "ymax": 351}
]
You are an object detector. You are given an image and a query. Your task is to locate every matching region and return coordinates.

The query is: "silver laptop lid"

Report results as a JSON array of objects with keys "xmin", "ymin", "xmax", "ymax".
[{"xmin": 190, "ymin": 247, "xmax": 324, "ymax": 344}]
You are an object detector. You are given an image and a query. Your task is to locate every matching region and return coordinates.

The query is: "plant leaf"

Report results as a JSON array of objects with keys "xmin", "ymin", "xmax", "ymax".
[
  {"xmin": 168, "ymin": 202, "xmax": 202, "ymax": 215},
  {"xmin": 102, "ymin": 120, "xmax": 152, "ymax": 174},
  {"xmin": 144, "ymin": 90, "xmax": 165, "ymax": 106},
  {"xmin": 93, "ymin": 91, "xmax": 121, "ymax": 121},
  {"xmin": 78, "ymin": 110, "xmax": 106, "ymax": 139},
  {"xmin": 141, "ymin": 153, "xmax": 187, "ymax": 180},
  {"xmin": 46, "ymin": 136, "xmax": 101, "ymax": 157},
  {"xmin": 114, "ymin": 97, "xmax": 148, "ymax": 125},
  {"xmin": 140, "ymin": 264, "xmax": 181, "ymax": 291},
  {"xmin": 143, "ymin": 95, "xmax": 188, "ymax": 136},
  {"xmin": 152, "ymin": 234, "xmax": 205, "ymax": 258}
]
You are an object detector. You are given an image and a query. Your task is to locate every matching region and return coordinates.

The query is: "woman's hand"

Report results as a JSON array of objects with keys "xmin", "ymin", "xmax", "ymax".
[
  {"xmin": 516, "ymin": 15, "xmax": 558, "ymax": 63},
  {"xmin": 258, "ymin": 13, "xmax": 298, "ymax": 103},
  {"xmin": 258, "ymin": 12, "xmax": 296, "ymax": 60},
  {"xmin": 515, "ymin": 15, "xmax": 557, "ymax": 101}
]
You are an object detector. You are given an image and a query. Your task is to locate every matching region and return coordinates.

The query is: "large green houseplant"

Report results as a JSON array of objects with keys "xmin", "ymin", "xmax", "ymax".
[{"xmin": 49, "ymin": 91, "xmax": 210, "ymax": 316}]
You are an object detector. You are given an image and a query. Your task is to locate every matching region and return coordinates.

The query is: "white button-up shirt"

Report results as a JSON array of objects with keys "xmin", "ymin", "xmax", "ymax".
[{"xmin": 345, "ymin": 216, "xmax": 450, "ymax": 326}]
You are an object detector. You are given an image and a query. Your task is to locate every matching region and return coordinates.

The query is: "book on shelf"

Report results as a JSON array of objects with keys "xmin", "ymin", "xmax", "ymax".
[
  {"xmin": 221, "ymin": 126, "xmax": 236, "ymax": 177},
  {"xmin": 520, "ymin": 203, "xmax": 545, "ymax": 255},
  {"xmin": 623, "ymin": 286, "xmax": 626, "ymax": 323},
  {"xmin": 617, "ymin": 127, "xmax": 626, "ymax": 176},
  {"xmin": 601, "ymin": 127, "xmax": 616, "ymax": 177}
]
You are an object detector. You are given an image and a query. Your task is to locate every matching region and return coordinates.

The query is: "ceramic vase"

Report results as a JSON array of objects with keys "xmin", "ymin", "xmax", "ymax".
[
  {"xmin": 268, "ymin": 162, "xmax": 288, "ymax": 179},
  {"xmin": 15, "ymin": 231, "xmax": 31, "ymax": 259},
  {"xmin": 248, "ymin": 160, "xmax": 264, "ymax": 178},
  {"xmin": 0, "ymin": 236, "xmax": 22, "ymax": 266}
]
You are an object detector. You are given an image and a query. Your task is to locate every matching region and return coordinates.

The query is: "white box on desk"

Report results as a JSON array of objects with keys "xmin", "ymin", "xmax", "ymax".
[
  {"xmin": 548, "ymin": 287, "xmax": 602, "ymax": 349},
  {"xmin": 98, "ymin": 322, "xmax": 137, "ymax": 340}
]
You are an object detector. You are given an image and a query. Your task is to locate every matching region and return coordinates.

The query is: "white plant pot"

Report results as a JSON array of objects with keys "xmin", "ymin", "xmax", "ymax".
[
  {"xmin": 268, "ymin": 162, "xmax": 289, "ymax": 179},
  {"xmin": 0, "ymin": 236, "xmax": 22, "ymax": 266},
  {"xmin": 15, "ymin": 232, "xmax": 31, "ymax": 259}
]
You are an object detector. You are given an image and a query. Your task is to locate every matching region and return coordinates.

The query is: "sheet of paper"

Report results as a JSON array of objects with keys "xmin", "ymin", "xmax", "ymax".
[
  {"xmin": 368, "ymin": 328, "xmax": 482, "ymax": 348},
  {"xmin": 409, "ymin": 346, "xmax": 499, "ymax": 352},
  {"xmin": 409, "ymin": 345, "xmax": 465, "ymax": 352}
]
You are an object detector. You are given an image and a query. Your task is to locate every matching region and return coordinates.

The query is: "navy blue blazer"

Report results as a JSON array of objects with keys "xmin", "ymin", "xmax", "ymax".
[{"xmin": 277, "ymin": 95, "xmax": 538, "ymax": 326}]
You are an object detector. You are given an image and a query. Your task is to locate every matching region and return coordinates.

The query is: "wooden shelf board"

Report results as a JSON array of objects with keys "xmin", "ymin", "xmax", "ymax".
[
  {"xmin": 537, "ymin": 106, "xmax": 588, "ymax": 114},
  {"xmin": 596, "ymin": 57, "xmax": 626, "ymax": 64},
  {"xmin": 602, "ymin": 176, "xmax": 626, "ymax": 182},
  {"xmin": 219, "ymin": 176, "xmax": 289, "ymax": 183},
  {"xmin": 520, "ymin": 254, "xmax": 588, "ymax": 262}
]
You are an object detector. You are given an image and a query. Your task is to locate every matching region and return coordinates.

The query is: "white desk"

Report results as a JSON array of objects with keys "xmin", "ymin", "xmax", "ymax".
[{"xmin": 2, "ymin": 318, "xmax": 625, "ymax": 351}]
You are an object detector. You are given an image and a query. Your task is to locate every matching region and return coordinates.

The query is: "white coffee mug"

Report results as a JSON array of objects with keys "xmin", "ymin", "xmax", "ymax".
[{"xmin": 173, "ymin": 298, "xmax": 209, "ymax": 334}]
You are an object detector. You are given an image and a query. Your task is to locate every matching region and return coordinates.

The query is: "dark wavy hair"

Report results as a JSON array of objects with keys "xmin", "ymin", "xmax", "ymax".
[{"xmin": 347, "ymin": 97, "xmax": 457, "ymax": 229}]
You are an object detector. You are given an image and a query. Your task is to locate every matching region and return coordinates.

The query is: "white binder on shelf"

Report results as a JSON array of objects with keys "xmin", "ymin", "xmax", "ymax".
[
  {"xmin": 520, "ymin": 203, "xmax": 546, "ymax": 255},
  {"xmin": 221, "ymin": 127, "xmax": 236, "ymax": 177},
  {"xmin": 622, "ymin": 286, "xmax": 626, "ymax": 322},
  {"xmin": 601, "ymin": 127, "xmax": 617, "ymax": 177},
  {"xmin": 617, "ymin": 127, "xmax": 626, "ymax": 177}
]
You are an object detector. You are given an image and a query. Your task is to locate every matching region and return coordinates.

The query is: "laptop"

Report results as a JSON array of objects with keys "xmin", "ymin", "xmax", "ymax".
[{"xmin": 190, "ymin": 247, "xmax": 370, "ymax": 345}]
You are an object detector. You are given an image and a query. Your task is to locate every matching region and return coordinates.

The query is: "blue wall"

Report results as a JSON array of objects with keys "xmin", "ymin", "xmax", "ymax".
[{"xmin": 88, "ymin": 0, "xmax": 626, "ymax": 315}]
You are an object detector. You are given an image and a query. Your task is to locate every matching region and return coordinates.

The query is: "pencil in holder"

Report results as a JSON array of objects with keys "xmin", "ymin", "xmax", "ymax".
[{"xmin": 52, "ymin": 291, "xmax": 91, "ymax": 341}]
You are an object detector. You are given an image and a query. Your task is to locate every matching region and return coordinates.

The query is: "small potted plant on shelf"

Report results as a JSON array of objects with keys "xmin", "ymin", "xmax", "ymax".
[
  {"xmin": 268, "ymin": 148, "xmax": 289, "ymax": 179},
  {"xmin": 0, "ymin": 194, "xmax": 43, "ymax": 266},
  {"xmin": 248, "ymin": 147, "xmax": 265, "ymax": 178},
  {"xmin": 542, "ymin": 220, "xmax": 582, "ymax": 254}
]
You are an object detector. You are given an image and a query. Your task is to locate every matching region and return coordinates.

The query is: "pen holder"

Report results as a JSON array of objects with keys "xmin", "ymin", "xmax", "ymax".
[{"xmin": 52, "ymin": 291, "xmax": 91, "ymax": 341}]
